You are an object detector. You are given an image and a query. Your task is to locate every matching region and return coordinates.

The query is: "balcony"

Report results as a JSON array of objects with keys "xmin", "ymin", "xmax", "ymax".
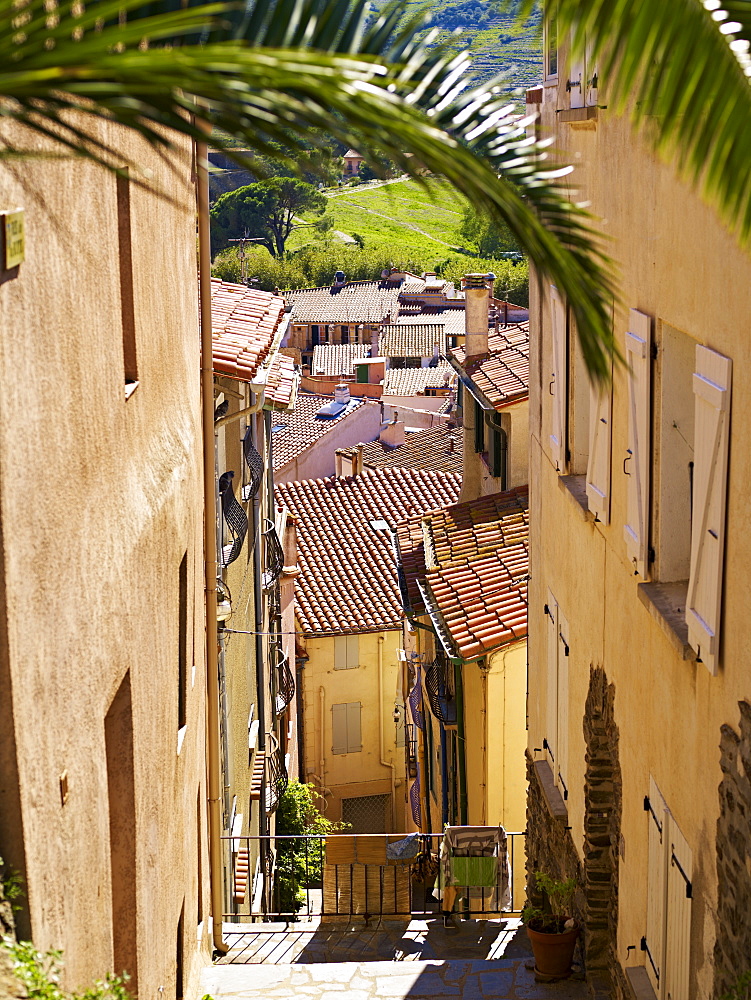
[
  {"xmin": 424, "ymin": 655, "xmax": 458, "ymax": 726},
  {"xmin": 242, "ymin": 427, "xmax": 264, "ymax": 500},
  {"xmin": 262, "ymin": 518, "xmax": 284, "ymax": 590},
  {"xmin": 219, "ymin": 470, "xmax": 248, "ymax": 567},
  {"xmin": 264, "ymin": 733, "xmax": 288, "ymax": 816},
  {"xmin": 273, "ymin": 646, "xmax": 295, "ymax": 716}
]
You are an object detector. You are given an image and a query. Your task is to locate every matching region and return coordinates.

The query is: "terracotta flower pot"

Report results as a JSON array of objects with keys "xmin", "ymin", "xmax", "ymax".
[{"xmin": 526, "ymin": 921, "xmax": 579, "ymax": 979}]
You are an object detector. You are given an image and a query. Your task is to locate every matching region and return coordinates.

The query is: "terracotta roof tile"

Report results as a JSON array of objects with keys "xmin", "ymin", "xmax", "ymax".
[
  {"xmin": 384, "ymin": 363, "xmax": 455, "ymax": 396},
  {"xmin": 452, "ymin": 323, "xmax": 530, "ymax": 410},
  {"xmin": 285, "ymin": 278, "xmax": 409, "ymax": 324},
  {"xmin": 211, "ymin": 278, "xmax": 286, "ymax": 383},
  {"xmin": 276, "ymin": 468, "xmax": 461, "ymax": 635},
  {"xmin": 356, "ymin": 425, "xmax": 464, "ymax": 476},
  {"xmin": 271, "ymin": 392, "xmax": 368, "ymax": 471},
  {"xmin": 311, "ymin": 343, "xmax": 370, "ymax": 376},
  {"xmin": 395, "ymin": 485, "xmax": 528, "ymax": 617},
  {"xmin": 265, "ymin": 352, "xmax": 298, "ymax": 409},
  {"xmin": 379, "ymin": 324, "xmax": 447, "ymax": 358}
]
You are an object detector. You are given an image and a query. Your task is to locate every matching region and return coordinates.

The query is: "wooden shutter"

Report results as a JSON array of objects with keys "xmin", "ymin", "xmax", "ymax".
[
  {"xmin": 346, "ymin": 702, "xmax": 362, "ymax": 752},
  {"xmin": 645, "ymin": 777, "xmax": 668, "ymax": 997},
  {"xmin": 623, "ymin": 309, "xmax": 652, "ymax": 577},
  {"xmin": 686, "ymin": 346, "xmax": 732, "ymax": 675},
  {"xmin": 586, "ymin": 380, "xmax": 612, "ymax": 524},
  {"xmin": 332, "ymin": 703, "xmax": 348, "ymax": 754},
  {"xmin": 545, "ymin": 591, "xmax": 558, "ymax": 769},
  {"xmin": 556, "ymin": 610, "xmax": 570, "ymax": 800},
  {"xmin": 474, "ymin": 399, "xmax": 485, "ymax": 453},
  {"xmin": 347, "ymin": 635, "xmax": 359, "ymax": 668},
  {"xmin": 549, "ymin": 286, "xmax": 568, "ymax": 471},
  {"xmin": 585, "ymin": 39, "xmax": 598, "ymax": 106},
  {"xmin": 664, "ymin": 819, "xmax": 692, "ymax": 1000},
  {"xmin": 334, "ymin": 637, "xmax": 347, "ymax": 670},
  {"xmin": 568, "ymin": 44, "xmax": 585, "ymax": 108}
]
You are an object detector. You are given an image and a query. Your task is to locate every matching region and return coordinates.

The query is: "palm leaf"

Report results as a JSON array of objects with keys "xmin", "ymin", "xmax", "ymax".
[
  {"xmin": 546, "ymin": 0, "xmax": 751, "ymax": 247},
  {"xmin": 0, "ymin": 0, "xmax": 617, "ymax": 378}
]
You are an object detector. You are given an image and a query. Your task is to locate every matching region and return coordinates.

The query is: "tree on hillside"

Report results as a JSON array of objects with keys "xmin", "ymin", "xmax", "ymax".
[
  {"xmin": 211, "ymin": 178, "xmax": 327, "ymax": 255},
  {"xmin": 10, "ymin": 0, "xmax": 693, "ymax": 380},
  {"xmin": 458, "ymin": 205, "xmax": 520, "ymax": 257}
]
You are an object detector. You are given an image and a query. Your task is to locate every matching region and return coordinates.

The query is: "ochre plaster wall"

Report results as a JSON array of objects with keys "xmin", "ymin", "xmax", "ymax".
[
  {"xmin": 528, "ymin": 57, "xmax": 751, "ymax": 998},
  {"xmin": 0, "ymin": 124, "xmax": 210, "ymax": 997},
  {"xmin": 300, "ymin": 630, "xmax": 406, "ymax": 831}
]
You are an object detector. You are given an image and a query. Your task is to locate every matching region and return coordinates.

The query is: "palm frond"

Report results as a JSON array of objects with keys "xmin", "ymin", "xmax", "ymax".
[
  {"xmin": 552, "ymin": 0, "xmax": 751, "ymax": 247},
  {"xmin": 0, "ymin": 0, "xmax": 618, "ymax": 378}
]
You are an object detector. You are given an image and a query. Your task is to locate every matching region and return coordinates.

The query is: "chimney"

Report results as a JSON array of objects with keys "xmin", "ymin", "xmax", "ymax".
[
  {"xmin": 464, "ymin": 273, "xmax": 490, "ymax": 359},
  {"xmin": 335, "ymin": 382, "xmax": 351, "ymax": 404},
  {"xmin": 371, "ymin": 326, "xmax": 380, "ymax": 357},
  {"xmin": 379, "ymin": 413, "xmax": 406, "ymax": 448},
  {"xmin": 282, "ymin": 512, "xmax": 299, "ymax": 574},
  {"xmin": 335, "ymin": 447, "xmax": 358, "ymax": 477},
  {"xmin": 356, "ymin": 444, "xmax": 364, "ymax": 476}
]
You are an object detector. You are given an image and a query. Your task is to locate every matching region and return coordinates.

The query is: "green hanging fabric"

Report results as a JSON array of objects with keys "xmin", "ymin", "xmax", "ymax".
[{"xmin": 449, "ymin": 855, "xmax": 498, "ymax": 888}]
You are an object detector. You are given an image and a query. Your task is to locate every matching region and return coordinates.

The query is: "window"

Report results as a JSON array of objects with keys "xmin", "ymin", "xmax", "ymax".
[
  {"xmin": 586, "ymin": 376, "xmax": 612, "ymax": 524},
  {"xmin": 117, "ymin": 170, "xmax": 138, "ymax": 395},
  {"xmin": 543, "ymin": 8, "xmax": 558, "ymax": 80},
  {"xmin": 342, "ymin": 793, "xmax": 389, "ymax": 833},
  {"xmin": 643, "ymin": 778, "xmax": 692, "ymax": 999},
  {"xmin": 544, "ymin": 591, "xmax": 569, "ymax": 801},
  {"xmin": 340, "ymin": 325, "xmax": 349, "ymax": 344},
  {"xmin": 311, "ymin": 325, "xmax": 320, "ymax": 346},
  {"xmin": 331, "ymin": 702, "xmax": 362, "ymax": 754},
  {"xmin": 623, "ymin": 309, "xmax": 652, "ymax": 578},
  {"xmin": 334, "ymin": 635, "xmax": 360, "ymax": 670},
  {"xmin": 549, "ymin": 285, "xmax": 568, "ymax": 471},
  {"xmin": 686, "ymin": 345, "xmax": 731, "ymax": 674},
  {"xmin": 486, "ymin": 413, "xmax": 507, "ymax": 484},
  {"xmin": 474, "ymin": 398, "xmax": 485, "ymax": 454}
]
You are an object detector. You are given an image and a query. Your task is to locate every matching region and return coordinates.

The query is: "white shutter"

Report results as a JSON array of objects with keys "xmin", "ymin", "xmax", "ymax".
[
  {"xmin": 346, "ymin": 702, "xmax": 362, "ymax": 752},
  {"xmin": 585, "ymin": 39, "xmax": 598, "ymax": 106},
  {"xmin": 586, "ymin": 379, "xmax": 612, "ymax": 524},
  {"xmin": 568, "ymin": 44, "xmax": 585, "ymax": 108},
  {"xmin": 623, "ymin": 309, "xmax": 652, "ymax": 577},
  {"xmin": 664, "ymin": 818, "xmax": 692, "ymax": 1000},
  {"xmin": 332, "ymin": 703, "xmax": 348, "ymax": 754},
  {"xmin": 686, "ymin": 346, "xmax": 732, "ymax": 675},
  {"xmin": 549, "ymin": 286, "xmax": 568, "ymax": 471},
  {"xmin": 545, "ymin": 591, "xmax": 558, "ymax": 769},
  {"xmin": 645, "ymin": 777, "xmax": 668, "ymax": 997},
  {"xmin": 556, "ymin": 610, "xmax": 570, "ymax": 800}
]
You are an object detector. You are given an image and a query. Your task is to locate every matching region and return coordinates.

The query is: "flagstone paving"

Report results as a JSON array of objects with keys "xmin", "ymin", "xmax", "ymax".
[{"xmin": 199, "ymin": 921, "xmax": 588, "ymax": 999}]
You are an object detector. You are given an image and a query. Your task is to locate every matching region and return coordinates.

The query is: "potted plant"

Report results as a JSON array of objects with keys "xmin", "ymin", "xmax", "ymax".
[{"xmin": 522, "ymin": 871, "xmax": 579, "ymax": 979}]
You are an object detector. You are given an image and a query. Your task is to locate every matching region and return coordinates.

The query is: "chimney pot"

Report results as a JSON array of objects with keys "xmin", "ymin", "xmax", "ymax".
[{"xmin": 464, "ymin": 273, "xmax": 490, "ymax": 359}]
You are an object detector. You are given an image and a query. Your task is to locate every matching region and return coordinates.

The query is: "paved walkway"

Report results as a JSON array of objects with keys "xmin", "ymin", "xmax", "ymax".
[{"xmin": 199, "ymin": 921, "xmax": 589, "ymax": 1000}]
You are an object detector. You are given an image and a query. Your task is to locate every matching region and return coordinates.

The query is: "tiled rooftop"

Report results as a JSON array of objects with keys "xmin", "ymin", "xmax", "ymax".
[
  {"xmin": 286, "ymin": 278, "xmax": 420, "ymax": 324},
  {"xmin": 271, "ymin": 392, "xmax": 367, "ymax": 471},
  {"xmin": 311, "ymin": 343, "xmax": 370, "ymax": 377},
  {"xmin": 265, "ymin": 352, "xmax": 298, "ymax": 410},
  {"xmin": 276, "ymin": 467, "xmax": 461, "ymax": 635},
  {"xmin": 451, "ymin": 323, "xmax": 530, "ymax": 410},
  {"xmin": 357, "ymin": 425, "xmax": 464, "ymax": 477},
  {"xmin": 395, "ymin": 486, "xmax": 529, "ymax": 659},
  {"xmin": 211, "ymin": 278, "xmax": 286, "ymax": 383},
  {"xmin": 379, "ymin": 324, "xmax": 447, "ymax": 358},
  {"xmin": 384, "ymin": 364, "xmax": 455, "ymax": 396}
]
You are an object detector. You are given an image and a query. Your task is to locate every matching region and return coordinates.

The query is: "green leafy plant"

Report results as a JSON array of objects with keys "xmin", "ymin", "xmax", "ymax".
[
  {"xmin": 0, "ymin": 861, "xmax": 25, "ymax": 913},
  {"xmin": 522, "ymin": 870, "xmax": 577, "ymax": 934},
  {"xmin": 720, "ymin": 972, "xmax": 751, "ymax": 1000},
  {"xmin": 3, "ymin": 939, "xmax": 131, "ymax": 1000}
]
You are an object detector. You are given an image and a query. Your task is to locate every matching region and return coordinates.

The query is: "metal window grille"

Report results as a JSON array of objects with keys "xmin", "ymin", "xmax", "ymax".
[
  {"xmin": 341, "ymin": 794, "xmax": 390, "ymax": 834},
  {"xmin": 405, "ymin": 722, "xmax": 418, "ymax": 778},
  {"xmin": 424, "ymin": 655, "xmax": 457, "ymax": 725},
  {"xmin": 242, "ymin": 427, "xmax": 264, "ymax": 499},
  {"xmin": 262, "ymin": 519, "xmax": 284, "ymax": 589},
  {"xmin": 219, "ymin": 471, "xmax": 248, "ymax": 566},
  {"xmin": 265, "ymin": 733, "xmax": 287, "ymax": 816},
  {"xmin": 274, "ymin": 646, "xmax": 295, "ymax": 715}
]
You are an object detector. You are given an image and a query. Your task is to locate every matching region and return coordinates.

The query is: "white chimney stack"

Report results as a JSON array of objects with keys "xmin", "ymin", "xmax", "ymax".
[
  {"xmin": 335, "ymin": 382, "xmax": 351, "ymax": 404},
  {"xmin": 464, "ymin": 273, "xmax": 490, "ymax": 359}
]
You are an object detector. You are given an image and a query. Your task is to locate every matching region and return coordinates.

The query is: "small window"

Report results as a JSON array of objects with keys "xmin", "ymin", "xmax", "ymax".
[
  {"xmin": 332, "ymin": 702, "xmax": 362, "ymax": 754},
  {"xmin": 334, "ymin": 635, "xmax": 359, "ymax": 670},
  {"xmin": 178, "ymin": 552, "xmax": 188, "ymax": 731},
  {"xmin": 117, "ymin": 171, "xmax": 138, "ymax": 395},
  {"xmin": 474, "ymin": 399, "xmax": 485, "ymax": 453},
  {"xmin": 544, "ymin": 8, "xmax": 558, "ymax": 80}
]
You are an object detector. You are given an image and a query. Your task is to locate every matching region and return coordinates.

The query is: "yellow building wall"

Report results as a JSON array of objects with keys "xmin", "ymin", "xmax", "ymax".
[
  {"xmin": 301, "ymin": 629, "xmax": 406, "ymax": 831},
  {"xmin": 528, "ymin": 55, "xmax": 751, "ymax": 998}
]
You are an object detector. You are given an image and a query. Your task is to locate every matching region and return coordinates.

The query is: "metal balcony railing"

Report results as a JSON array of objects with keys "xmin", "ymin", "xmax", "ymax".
[
  {"xmin": 424, "ymin": 656, "xmax": 457, "ymax": 726},
  {"xmin": 219, "ymin": 471, "xmax": 248, "ymax": 567},
  {"xmin": 265, "ymin": 733, "xmax": 288, "ymax": 816},
  {"xmin": 242, "ymin": 427, "xmax": 264, "ymax": 500},
  {"xmin": 405, "ymin": 722, "xmax": 418, "ymax": 779},
  {"xmin": 262, "ymin": 519, "xmax": 284, "ymax": 590},
  {"xmin": 274, "ymin": 647, "xmax": 295, "ymax": 716},
  {"xmin": 221, "ymin": 830, "xmax": 526, "ymax": 922}
]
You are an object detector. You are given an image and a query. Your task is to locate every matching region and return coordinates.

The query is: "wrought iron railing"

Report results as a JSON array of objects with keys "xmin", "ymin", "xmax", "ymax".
[
  {"xmin": 242, "ymin": 427, "xmax": 264, "ymax": 499},
  {"xmin": 219, "ymin": 471, "xmax": 248, "ymax": 566},
  {"xmin": 424, "ymin": 656, "xmax": 457, "ymax": 726},
  {"xmin": 265, "ymin": 733, "xmax": 288, "ymax": 816},
  {"xmin": 221, "ymin": 830, "xmax": 526, "ymax": 923},
  {"xmin": 274, "ymin": 647, "xmax": 295, "ymax": 715},
  {"xmin": 262, "ymin": 519, "xmax": 284, "ymax": 590},
  {"xmin": 405, "ymin": 722, "xmax": 418, "ymax": 778}
]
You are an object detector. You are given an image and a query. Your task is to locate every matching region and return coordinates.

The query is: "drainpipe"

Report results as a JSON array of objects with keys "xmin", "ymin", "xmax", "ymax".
[
  {"xmin": 197, "ymin": 135, "xmax": 229, "ymax": 956},
  {"xmin": 377, "ymin": 634, "xmax": 397, "ymax": 831},
  {"xmin": 319, "ymin": 685, "xmax": 327, "ymax": 814},
  {"xmin": 480, "ymin": 659, "xmax": 488, "ymax": 825},
  {"xmin": 454, "ymin": 661, "xmax": 468, "ymax": 825}
]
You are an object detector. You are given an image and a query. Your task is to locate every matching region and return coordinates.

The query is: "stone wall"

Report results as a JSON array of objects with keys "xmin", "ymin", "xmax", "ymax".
[
  {"xmin": 525, "ymin": 666, "xmax": 625, "ymax": 1000},
  {"xmin": 713, "ymin": 701, "xmax": 751, "ymax": 999}
]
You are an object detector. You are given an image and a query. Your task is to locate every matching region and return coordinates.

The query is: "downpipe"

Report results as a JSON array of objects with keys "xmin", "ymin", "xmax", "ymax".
[{"xmin": 377, "ymin": 634, "xmax": 397, "ymax": 830}]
